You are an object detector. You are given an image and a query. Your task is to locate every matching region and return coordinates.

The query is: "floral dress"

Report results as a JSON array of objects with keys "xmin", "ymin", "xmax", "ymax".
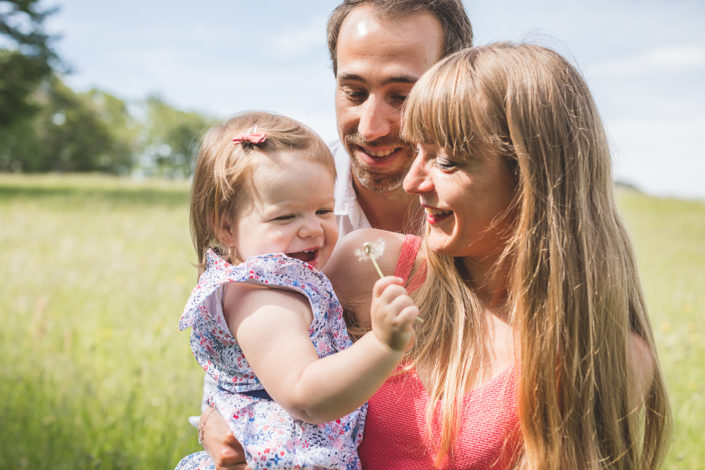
[{"xmin": 176, "ymin": 249, "xmax": 366, "ymax": 470}]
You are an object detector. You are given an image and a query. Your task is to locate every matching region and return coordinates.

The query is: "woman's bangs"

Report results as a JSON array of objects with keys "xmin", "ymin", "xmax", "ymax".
[
  {"xmin": 401, "ymin": 77, "xmax": 440, "ymax": 147},
  {"xmin": 403, "ymin": 57, "xmax": 477, "ymax": 159}
]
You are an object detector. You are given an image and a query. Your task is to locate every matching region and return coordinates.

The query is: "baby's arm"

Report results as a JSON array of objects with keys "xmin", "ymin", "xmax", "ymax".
[{"xmin": 224, "ymin": 278, "xmax": 417, "ymax": 425}]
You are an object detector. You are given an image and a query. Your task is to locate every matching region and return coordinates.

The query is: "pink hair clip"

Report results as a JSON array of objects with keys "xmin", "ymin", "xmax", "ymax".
[{"xmin": 232, "ymin": 126, "xmax": 267, "ymax": 145}]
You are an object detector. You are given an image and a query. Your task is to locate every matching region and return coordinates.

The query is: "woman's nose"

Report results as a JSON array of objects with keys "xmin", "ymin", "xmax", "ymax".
[{"xmin": 403, "ymin": 150, "xmax": 433, "ymax": 194}]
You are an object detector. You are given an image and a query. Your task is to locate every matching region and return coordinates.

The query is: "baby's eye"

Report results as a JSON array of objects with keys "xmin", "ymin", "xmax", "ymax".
[
  {"xmin": 316, "ymin": 208, "xmax": 334, "ymax": 217},
  {"xmin": 273, "ymin": 214, "xmax": 295, "ymax": 222}
]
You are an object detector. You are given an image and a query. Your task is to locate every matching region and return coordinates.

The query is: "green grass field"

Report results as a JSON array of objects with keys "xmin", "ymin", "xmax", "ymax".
[{"xmin": 1, "ymin": 174, "xmax": 703, "ymax": 469}]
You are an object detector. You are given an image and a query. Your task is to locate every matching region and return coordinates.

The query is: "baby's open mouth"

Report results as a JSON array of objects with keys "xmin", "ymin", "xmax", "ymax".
[{"xmin": 287, "ymin": 249, "xmax": 318, "ymax": 263}]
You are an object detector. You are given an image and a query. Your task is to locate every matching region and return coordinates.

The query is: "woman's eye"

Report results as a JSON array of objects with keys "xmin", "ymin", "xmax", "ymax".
[{"xmin": 434, "ymin": 157, "xmax": 458, "ymax": 171}]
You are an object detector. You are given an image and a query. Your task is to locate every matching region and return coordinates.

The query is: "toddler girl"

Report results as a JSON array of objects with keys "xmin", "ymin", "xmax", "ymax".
[{"xmin": 176, "ymin": 111, "xmax": 419, "ymax": 469}]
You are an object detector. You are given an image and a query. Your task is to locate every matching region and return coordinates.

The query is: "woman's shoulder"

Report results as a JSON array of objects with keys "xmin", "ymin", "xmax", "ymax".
[
  {"xmin": 325, "ymin": 229, "xmax": 408, "ymax": 283},
  {"xmin": 323, "ymin": 229, "xmax": 411, "ymax": 324},
  {"xmin": 628, "ymin": 331, "xmax": 656, "ymax": 406}
]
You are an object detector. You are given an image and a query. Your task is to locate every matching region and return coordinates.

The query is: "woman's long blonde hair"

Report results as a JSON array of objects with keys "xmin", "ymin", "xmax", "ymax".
[
  {"xmin": 189, "ymin": 111, "xmax": 334, "ymax": 274},
  {"xmin": 401, "ymin": 43, "xmax": 670, "ymax": 469}
]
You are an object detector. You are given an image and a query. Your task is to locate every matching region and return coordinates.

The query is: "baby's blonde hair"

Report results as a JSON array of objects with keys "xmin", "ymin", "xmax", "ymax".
[{"xmin": 189, "ymin": 110, "xmax": 335, "ymax": 274}]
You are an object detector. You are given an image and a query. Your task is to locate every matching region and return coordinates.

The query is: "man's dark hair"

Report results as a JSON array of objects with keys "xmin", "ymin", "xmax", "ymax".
[{"xmin": 327, "ymin": 0, "xmax": 473, "ymax": 76}]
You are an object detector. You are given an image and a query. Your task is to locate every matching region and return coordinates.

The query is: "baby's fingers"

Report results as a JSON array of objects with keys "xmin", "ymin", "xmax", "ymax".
[
  {"xmin": 396, "ymin": 304, "xmax": 420, "ymax": 327},
  {"xmin": 385, "ymin": 291, "xmax": 415, "ymax": 317},
  {"xmin": 372, "ymin": 276, "xmax": 404, "ymax": 298}
]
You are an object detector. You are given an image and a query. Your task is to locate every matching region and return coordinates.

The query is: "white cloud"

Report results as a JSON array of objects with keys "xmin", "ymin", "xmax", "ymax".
[
  {"xmin": 270, "ymin": 25, "xmax": 322, "ymax": 57},
  {"xmin": 590, "ymin": 45, "xmax": 705, "ymax": 77},
  {"xmin": 609, "ymin": 114, "xmax": 705, "ymax": 200},
  {"xmin": 266, "ymin": 11, "xmax": 331, "ymax": 59}
]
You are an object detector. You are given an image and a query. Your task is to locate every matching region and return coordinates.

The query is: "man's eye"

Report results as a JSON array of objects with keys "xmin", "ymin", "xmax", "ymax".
[
  {"xmin": 390, "ymin": 94, "xmax": 408, "ymax": 107},
  {"xmin": 342, "ymin": 87, "xmax": 367, "ymax": 103}
]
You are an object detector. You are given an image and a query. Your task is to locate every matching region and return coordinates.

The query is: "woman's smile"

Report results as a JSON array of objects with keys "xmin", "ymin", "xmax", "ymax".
[{"xmin": 422, "ymin": 204, "xmax": 453, "ymax": 225}]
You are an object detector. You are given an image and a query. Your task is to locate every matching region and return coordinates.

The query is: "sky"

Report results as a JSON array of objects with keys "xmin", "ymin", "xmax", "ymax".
[{"xmin": 44, "ymin": 0, "xmax": 705, "ymax": 200}]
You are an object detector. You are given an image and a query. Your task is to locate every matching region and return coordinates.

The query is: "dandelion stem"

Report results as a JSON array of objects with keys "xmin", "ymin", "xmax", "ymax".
[
  {"xmin": 360, "ymin": 242, "xmax": 423, "ymax": 323},
  {"xmin": 363, "ymin": 243, "xmax": 385, "ymax": 279}
]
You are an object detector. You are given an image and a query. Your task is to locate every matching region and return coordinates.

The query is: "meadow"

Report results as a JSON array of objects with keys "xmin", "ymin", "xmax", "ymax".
[{"xmin": 0, "ymin": 174, "xmax": 703, "ymax": 469}]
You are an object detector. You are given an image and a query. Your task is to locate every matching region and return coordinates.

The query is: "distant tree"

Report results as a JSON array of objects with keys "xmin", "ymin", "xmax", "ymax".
[
  {"xmin": 140, "ymin": 95, "xmax": 215, "ymax": 178},
  {"xmin": 86, "ymin": 88, "xmax": 141, "ymax": 170},
  {"xmin": 0, "ymin": 77, "xmax": 136, "ymax": 173},
  {"xmin": 0, "ymin": 0, "xmax": 62, "ymax": 128},
  {"xmin": 0, "ymin": 110, "xmax": 37, "ymax": 171}
]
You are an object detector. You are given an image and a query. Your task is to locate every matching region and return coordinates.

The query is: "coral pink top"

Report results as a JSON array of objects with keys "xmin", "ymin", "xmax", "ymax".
[{"xmin": 359, "ymin": 235, "xmax": 521, "ymax": 469}]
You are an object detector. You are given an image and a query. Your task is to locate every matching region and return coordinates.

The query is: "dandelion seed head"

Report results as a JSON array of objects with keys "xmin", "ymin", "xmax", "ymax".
[
  {"xmin": 366, "ymin": 239, "xmax": 385, "ymax": 258},
  {"xmin": 355, "ymin": 239, "xmax": 386, "ymax": 262}
]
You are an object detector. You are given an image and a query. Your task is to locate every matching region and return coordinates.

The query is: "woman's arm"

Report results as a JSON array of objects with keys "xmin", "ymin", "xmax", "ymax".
[{"xmin": 628, "ymin": 331, "xmax": 656, "ymax": 408}]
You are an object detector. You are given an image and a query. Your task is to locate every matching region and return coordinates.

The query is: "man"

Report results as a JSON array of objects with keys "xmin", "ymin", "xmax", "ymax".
[
  {"xmin": 192, "ymin": 2, "xmax": 473, "ymax": 468},
  {"xmin": 328, "ymin": 0, "xmax": 473, "ymax": 236}
]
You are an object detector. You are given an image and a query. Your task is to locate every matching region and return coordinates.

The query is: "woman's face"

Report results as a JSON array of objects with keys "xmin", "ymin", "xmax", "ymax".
[{"xmin": 403, "ymin": 143, "xmax": 516, "ymax": 259}]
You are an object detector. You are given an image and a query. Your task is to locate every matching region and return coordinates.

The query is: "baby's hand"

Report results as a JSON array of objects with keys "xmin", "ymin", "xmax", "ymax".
[{"xmin": 370, "ymin": 276, "xmax": 419, "ymax": 352}]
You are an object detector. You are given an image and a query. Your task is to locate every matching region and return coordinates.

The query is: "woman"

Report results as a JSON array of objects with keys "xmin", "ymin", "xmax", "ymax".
[{"xmin": 199, "ymin": 42, "xmax": 671, "ymax": 469}]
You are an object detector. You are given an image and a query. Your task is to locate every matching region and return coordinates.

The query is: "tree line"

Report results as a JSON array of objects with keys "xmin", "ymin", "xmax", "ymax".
[{"xmin": 1, "ymin": 0, "xmax": 215, "ymax": 177}]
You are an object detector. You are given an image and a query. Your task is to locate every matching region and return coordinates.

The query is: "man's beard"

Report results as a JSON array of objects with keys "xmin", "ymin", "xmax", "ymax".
[{"xmin": 344, "ymin": 134, "xmax": 412, "ymax": 193}]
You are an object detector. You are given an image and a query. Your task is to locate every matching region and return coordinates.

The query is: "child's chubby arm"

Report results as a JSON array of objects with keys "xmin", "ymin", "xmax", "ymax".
[{"xmin": 223, "ymin": 276, "xmax": 418, "ymax": 425}]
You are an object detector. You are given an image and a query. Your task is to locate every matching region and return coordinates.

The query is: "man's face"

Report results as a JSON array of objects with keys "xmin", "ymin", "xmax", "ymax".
[{"xmin": 334, "ymin": 5, "xmax": 443, "ymax": 192}]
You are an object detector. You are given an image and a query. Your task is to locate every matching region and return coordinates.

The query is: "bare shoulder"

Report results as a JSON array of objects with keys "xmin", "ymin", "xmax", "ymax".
[
  {"xmin": 627, "ymin": 331, "xmax": 656, "ymax": 405},
  {"xmin": 325, "ymin": 229, "xmax": 407, "ymax": 289},
  {"xmin": 324, "ymin": 229, "xmax": 407, "ymax": 325},
  {"xmin": 222, "ymin": 282, "xmax": 312, "ymax": 332}
]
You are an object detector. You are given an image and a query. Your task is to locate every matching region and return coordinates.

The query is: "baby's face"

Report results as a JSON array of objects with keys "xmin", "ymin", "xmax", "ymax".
[{"xmin": 233, "ymin": 154, "xmax": 338, "ymax": 270}]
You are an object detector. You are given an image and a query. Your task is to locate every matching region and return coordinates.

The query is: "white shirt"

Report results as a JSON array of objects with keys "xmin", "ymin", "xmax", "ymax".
[{"xmin": 331, "ymin": 139, "xmax": 371, "ymax": 237}]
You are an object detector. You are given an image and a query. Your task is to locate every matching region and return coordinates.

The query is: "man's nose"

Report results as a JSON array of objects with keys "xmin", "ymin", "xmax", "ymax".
[{"xmin": 357, "ymin": 95, "xmax": 395, "ymax": 143}]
